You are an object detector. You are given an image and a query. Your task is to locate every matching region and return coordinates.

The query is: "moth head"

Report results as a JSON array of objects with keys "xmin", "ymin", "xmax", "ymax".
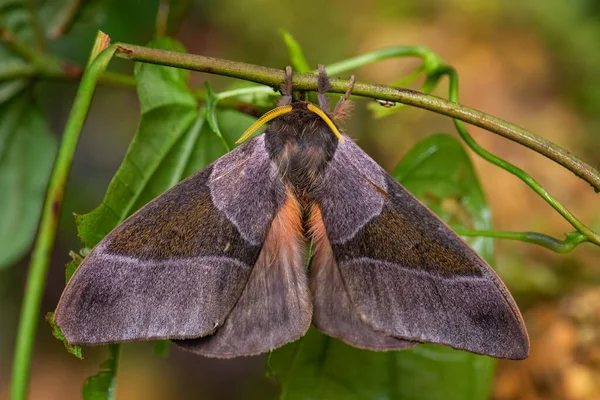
[{"xmin": 235, "ymin": 101, "xmax": 344, "ymax": 144}]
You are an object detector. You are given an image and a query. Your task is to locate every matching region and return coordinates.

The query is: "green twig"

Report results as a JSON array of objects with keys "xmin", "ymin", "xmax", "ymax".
[
  {"xmin": 10, "ymin": 36, "xmax": 117, "ymax": 400},
  {"xmin": 114, "ymin": 43, "xmax": 600, "ymax": 192},
  {"xmin": 436, "ymin": 66, "xmax": 600, "ymax": 247},
  {"xmin": 0, "ymin": 64, "xmax": 37, "ymax": 81},
  {"xmin": 26, "ymin": 0, "xmax": 45, "ymax": 49},
  {"xmin": 325, "ymin": 46, "xmax": 440, "ymax": 75},
  {"xmin": 156, "ymin": 0, "xmax": 170, "ymax": 38},
  {"xmin": 455, "ymin": 229, "xmax": 588, "ymax": 253},
  {"xmin": 0, "ymin": 24, "xmax": 73, "ymax": 77},
  {"xmin": 0, "ymin": 24, "xmax": 41, "ymax": 63},
  {"xmin": 48, "ymin": 0, "xmax": 83, "ymax": 39}
]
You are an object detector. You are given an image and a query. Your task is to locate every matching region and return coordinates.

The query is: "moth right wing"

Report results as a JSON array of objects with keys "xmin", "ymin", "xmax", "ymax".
[
  {"xmin": 308, "ymin": 204, "xmax": 416, "ymax": 351},
  {"xmin": 309, "ymin": 137, "xmax": 529, "ymax": 359}
]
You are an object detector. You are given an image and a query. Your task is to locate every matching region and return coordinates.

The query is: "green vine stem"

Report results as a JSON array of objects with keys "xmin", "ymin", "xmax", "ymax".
[
  {"xmin": 455, "ymin": 229, "xmax": 587, "ymax": 253},
  {"xmin": 10, "ymin": 35, "xmax": 117, "ymax": 400},
  {"xmin": 47, "ymin": 0, "xmax": 84, "ymax": 39},
  {"xmin": 25, "ymin": 0, "xmax": 45, "ymax": 49},
  {"xmin": 114, "ymin": 43, "xmax": 600, "ymax": 193},
  {"xmin": 435, "ymin": 66, "xmax": 600, "ymax": 246}
]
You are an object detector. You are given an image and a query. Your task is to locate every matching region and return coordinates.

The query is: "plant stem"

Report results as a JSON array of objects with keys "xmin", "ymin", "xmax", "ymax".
[
  {"xmin": 156, "ymin": 0, "xmax": 170, "ymax": 38},
  {"xmin": 26, "ymin": 0, "xmax": 45, "ymax": 49},
  {"xmin": 0, "ymin": 24, "xmax": 42, "ymax": 62},
  {"xmin": 114, "ymin": 43, "xmax": 600, "ymax": 192},
  {"xmin": 48, "ymin": 0, "xmax": 83, "ymax": 39},
  {"xmin": 455, "ymin": 229, "xmax": 588, "ymax": 253},
  {"xmin": 324, "ymin": 46, "xmax": 436, "ymax": 75},
  {"xmin": 9, "ymin": 39, "xmax": 117, "ymax": 400},
  {"xmin": 437, "ymin": 66, "xmax": 600, "ymax": 246}
]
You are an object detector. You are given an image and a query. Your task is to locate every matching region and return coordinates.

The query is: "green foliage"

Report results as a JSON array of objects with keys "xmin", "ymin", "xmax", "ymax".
[
  {"xmin": 204, "ymin": 81, "xmax": 231, "ymax": 151},
  {"xmin": 64, "ymin": 250, "xmax": 83, "ymax": 283},
  {"xmin": 0, "ymin": 93, "xmax": 56, "ymax": 269},
  {"xmin": 0, "ymin": 0, "xmax": 113, "ymax": 43},
  {"xmin": 46, "ymin": 251, "xmax": 84, "ymax": 358},
  {"xmin": 280, "ymin": 29, "xmax": 311, "ymax": 73},
  {"xmin": 83, "ymin": 344, "xmax": 120, "ymax": 400},
  {"xmin": 153, "ymin": 340, "xmax": 170, "ymax": 358},
  {"xmin": 46, "ymin": 311, "xmax": 83, "ymax": 359},
  {"xmin": 269, "ymin": 134, "xmax": 495, "ymax": 400}
]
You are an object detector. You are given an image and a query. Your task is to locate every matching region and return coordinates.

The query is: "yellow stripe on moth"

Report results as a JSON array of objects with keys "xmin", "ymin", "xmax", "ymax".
[
  {"xmin": 235, "ymin": 105, "xmax": 293, "ymax": 144},
  {"xmin": 306, "ymin": 104, "xmax": 345, "ymax": 143},
  {"xmin": 235, "ymin": 103, "xmax": 345, "ymax": 144}
]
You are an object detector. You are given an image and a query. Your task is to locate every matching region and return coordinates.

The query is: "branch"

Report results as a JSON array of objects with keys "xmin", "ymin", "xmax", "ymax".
[
  {"xmin": 26, "ymin": 0, "xmax": 45, "ymax": 49},
  {"xmin": 455, "ymin": 229, "xmax": 588, "ymax": 253},
  {"xmin": 115, "ymin": 43, "xmax": 600, "ymax": 192},
  {"xmin": 0, "ymin": 24, "xmax": 78, "ymax": 79},
  {"xmin": 48, "ymin": 0, "xmax": 82, "ymax": 39}
]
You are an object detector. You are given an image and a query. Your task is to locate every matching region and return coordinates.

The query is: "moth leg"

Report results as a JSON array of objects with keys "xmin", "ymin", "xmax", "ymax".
[
  {"xmin": 277, "ymin": 66, "xmax": 294, "ymax": 106},
  {"xmin": 333, "ymin": 74, "xmax": 355, "ymax": 121},
  {"xmin": 317, "ymin": 64, "xmax": 332, "ymax": 111}
]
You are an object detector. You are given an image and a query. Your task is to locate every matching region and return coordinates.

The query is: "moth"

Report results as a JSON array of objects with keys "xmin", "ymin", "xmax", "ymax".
[{"xmin": 55, "ymin": 66, "xmax": 529, "ymax": 359}]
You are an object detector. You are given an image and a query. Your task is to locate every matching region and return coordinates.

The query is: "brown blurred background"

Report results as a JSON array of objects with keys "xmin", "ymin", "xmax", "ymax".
[{"xmin": 1, "ymin": 0, "xmax": 600, "ymax": 399}]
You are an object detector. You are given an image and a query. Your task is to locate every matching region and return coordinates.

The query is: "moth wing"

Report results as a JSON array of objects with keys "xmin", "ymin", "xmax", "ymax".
[
  {"xmin": 309, "ymin": 137, "xmax": 529, "ymax": 359},
  {"xmin": 175, "ymin": 192, "xmax": 312, "ymax": 358},
  {"xmin": 56, "ymin": 135, "xmax": 311, "ymax": 355},
  {"xmin": 309, "ymin": 205, "xmax": 416, "ymax": 351}
]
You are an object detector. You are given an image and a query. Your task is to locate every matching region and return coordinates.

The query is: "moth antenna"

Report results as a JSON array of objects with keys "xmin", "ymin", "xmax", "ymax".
[
  {"xmin": 334, "ymin": 75, "xmax": 355, "ymax": 121},
  {"xmin": 277, "ymin": 66, "xmax": 294, "ymax": 106},
  {"xmin": 317, "ymin": 64, "xmax": 331, "ymax": 112},
  {"xmin": 307, "ymin": 103, "xmax": 344, "ymax": 143},
  {"xmin": 236, "ymin": 105, "xmax": 293, "ymax": 144}
]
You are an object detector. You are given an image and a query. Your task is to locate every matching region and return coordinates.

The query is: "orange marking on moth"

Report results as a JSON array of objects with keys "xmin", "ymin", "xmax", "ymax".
[
  {"xmin": 307, "ymin": 204, "xmax": 328, "ymax": 247},
  {"xmin": 307, "ymin": 204, "xmax": 336, "ymax": 282},
  {"xmin": 261, "ymin": 189, "xmax": 304, "ymax": 270}
]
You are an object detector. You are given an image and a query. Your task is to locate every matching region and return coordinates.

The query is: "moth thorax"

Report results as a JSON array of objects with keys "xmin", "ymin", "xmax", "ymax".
[{"xmin": 280, "ymin": 134, "xmax": 337, "ymax": 195}]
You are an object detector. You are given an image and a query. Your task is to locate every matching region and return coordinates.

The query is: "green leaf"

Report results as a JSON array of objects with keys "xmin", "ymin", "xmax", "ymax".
[
  {"xmin": 46, "ymin": 312, "xmax": 83, "ymax": 359},
  {"xmin": 204, "ymin": 82, "xmax": 231, "ymax": 152},
  {"xmin": 269, "ymin": 134, "xmax": 495, "ymax": 400},
  {"xmin": 83, "ymin": 344, "xmax": 120, "ymax": 400},
  {"xmin": 280, "ymin": 30, "xmax": 311, "ymax": 73},
  {"xmin": 153, "ymin": 340, "xmax": 170, "ymax": 358},
  {"xmin": 48, "ymin": 251, "xmax": 85, "ymax": 355},
  {"xmin": 0, "ymin": 93, "xmax": 56, "ymax": 269},
  {"xmin": 65, "ymin": 250, "xmax": 84, "ymax": 283}
]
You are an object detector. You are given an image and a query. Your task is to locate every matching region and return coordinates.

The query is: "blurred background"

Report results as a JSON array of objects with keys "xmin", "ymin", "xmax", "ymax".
[{"xmin": 1, "ymin": 0, "xmax": 600, "ymax": 398}]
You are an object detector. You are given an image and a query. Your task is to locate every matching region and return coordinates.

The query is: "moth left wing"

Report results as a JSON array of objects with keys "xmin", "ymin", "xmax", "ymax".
[
  {"xmin": 55, "ymin": 135, "xmax": 311, "ymax": 357},
  {"xmin": 309, "ymin": 137, "xmax": 529, "ymax": 359}
]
